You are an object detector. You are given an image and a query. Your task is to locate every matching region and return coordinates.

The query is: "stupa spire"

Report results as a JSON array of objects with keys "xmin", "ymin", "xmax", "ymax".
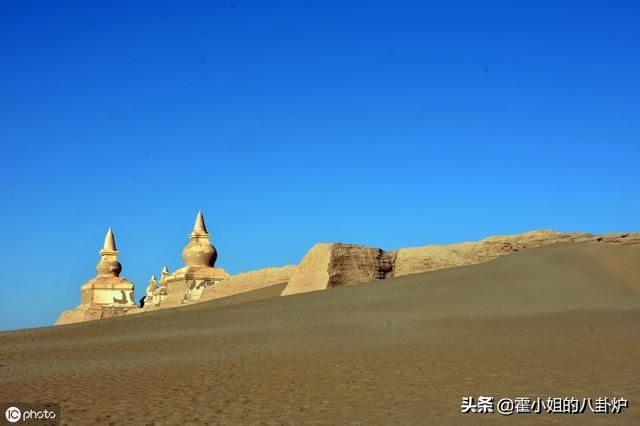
[
  {"xmin": 96, "ymin": 228, "xmax": 122, "ymax": 277},
  {"xmin": 144, "ymin": 275, "xmax": 158, "ymax": 304},
  {"xmin": 103, "ymin": 227, "xmax": 117, "ymax": 251},
  {"xmin": 192, "ymin": 210, "xmax": 208, "ymax": 235}
]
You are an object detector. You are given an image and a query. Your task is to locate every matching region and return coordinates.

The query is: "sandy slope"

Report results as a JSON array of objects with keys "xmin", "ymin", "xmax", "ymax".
[{"xmin": 1, "ymin": 243, "xmax": 639, "ymax": 425}]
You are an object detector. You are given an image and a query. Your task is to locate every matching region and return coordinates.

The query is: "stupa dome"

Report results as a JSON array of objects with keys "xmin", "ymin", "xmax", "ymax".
[{"xmin": 181, "ymin": 211, "xmax": 217, "ymax": 267}]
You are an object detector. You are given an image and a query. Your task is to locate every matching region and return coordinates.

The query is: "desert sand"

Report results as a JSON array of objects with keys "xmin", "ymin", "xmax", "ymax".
[{"xmin": 1, "ymin": 243, "xmax": 639, "ymax": 424}]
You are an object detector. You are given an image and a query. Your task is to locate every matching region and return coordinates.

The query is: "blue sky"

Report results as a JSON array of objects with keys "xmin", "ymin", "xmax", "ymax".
[{"xmin": 1, "ymin": 1, "xmax": 638, "ymax": 331}]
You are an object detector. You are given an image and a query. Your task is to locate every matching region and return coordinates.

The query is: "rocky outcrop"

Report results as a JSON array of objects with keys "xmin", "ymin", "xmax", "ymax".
[
  {"xmin": 395, "ymin": 230, "xmax": 640, "ymax": 276},
  {"xmin": 200, "ymin": 265, "xmax": 297, "ymax": 302},
  {"xmin": 281, "ymin": 230, "xmax": 640, "ymax": 296},
  {"xmin": 394, "ymin": 229, "xmax": 594, "ymax": 276},
  {"xmin": 587, "ymin": 232, "xmax": 640, "ymax": 245},
  {"xmin": 281, "ymin": 243, "xmax": 394, "ymax": 296}
]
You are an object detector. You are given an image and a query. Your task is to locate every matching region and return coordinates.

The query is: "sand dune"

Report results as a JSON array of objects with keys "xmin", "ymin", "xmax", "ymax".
[{"xmin": 1, "ymin": 243, "xmax": 639, "ymax": 424}]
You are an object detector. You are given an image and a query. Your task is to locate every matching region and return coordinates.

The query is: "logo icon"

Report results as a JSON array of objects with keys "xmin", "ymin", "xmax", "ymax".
[{"xmin": 5, "ymin": 406, "xmax": 21, "ymax": 423}]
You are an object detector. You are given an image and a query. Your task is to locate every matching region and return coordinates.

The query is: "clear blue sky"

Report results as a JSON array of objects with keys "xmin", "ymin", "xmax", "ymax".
[{"xmin": 1, "ymin": 1, "xmax": 638, "ymax": 331}]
